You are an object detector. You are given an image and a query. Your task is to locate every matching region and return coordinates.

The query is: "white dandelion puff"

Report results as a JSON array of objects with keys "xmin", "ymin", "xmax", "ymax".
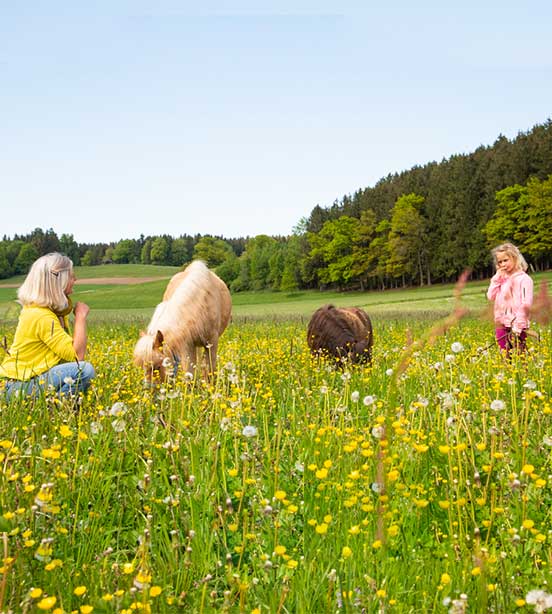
[
  {"xmin": 109, "ymin": 402, "xmax": 127, "ymax": 416},
  {"xmin": 371, "ymin": 425, "xmax": 385, "ymax": 440},
  {"xmin": 242, "ymin": 425, "xmax": 258, "ymax": 438},
  {"xmin": 490, "ymin": 399, "xmax": 506, "ymax": 412},
  {"xmin": 525, "ymin": 589, "xmax": 552, "ymax": 612},
  {"xmin": 111, "ymin": 418, "xmax": 127, "ymax": 433}
]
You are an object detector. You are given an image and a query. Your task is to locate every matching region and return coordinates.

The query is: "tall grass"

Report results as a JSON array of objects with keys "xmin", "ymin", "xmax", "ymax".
[{"xmin": 0, "ymin": 291, "xmax": 551, "ymax": 612}]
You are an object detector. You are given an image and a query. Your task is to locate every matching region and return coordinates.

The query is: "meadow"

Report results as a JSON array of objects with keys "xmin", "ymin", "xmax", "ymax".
[{"xmin": 0, "ymin": 268, "xmax": 551, "ymax": 613}]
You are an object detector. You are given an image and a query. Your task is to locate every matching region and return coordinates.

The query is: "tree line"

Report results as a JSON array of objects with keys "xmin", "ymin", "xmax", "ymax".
[{"xmin": 2, "ymin": 119, "xmax": 551, "ymax": 290}]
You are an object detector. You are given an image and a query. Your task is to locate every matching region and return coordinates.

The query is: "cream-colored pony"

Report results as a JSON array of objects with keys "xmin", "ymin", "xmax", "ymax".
[{"xmin": 133, "ymin": 260, "xmax": 232, "ymax": 383}]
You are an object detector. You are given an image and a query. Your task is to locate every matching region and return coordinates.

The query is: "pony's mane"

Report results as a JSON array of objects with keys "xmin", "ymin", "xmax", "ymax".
[
  {"xmin": 133, "ymin": 334, "xmax": 156, "ymax": 365},
  {"xmin": 146, "ymin": 260, "xmax": 211, "ymax": 346}
]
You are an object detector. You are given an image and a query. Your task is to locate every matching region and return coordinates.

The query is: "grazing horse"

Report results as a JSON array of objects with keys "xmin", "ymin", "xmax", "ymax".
[
  {"xmin": 307, "ymin": 304, "xmax": 373, "ymax": 365},
  {"xmin": 133, "ymin": 260, "xmax": 231, "ymax": 383}
]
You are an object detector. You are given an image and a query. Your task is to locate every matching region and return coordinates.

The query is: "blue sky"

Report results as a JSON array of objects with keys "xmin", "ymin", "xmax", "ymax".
[{"xmin": 1, "ymin": 1, "xmax": 551, "ymax": 244}]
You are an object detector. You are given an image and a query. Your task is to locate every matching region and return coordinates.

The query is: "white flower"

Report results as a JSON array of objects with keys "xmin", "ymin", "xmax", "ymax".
[
  {"xmin": 490, "ymin": 399, "xmax": 506, "ymax": 412},
  {"xmin": 294, "ymin": 461, "xmax": 304, "ymax": 473},
  {"xmin": 184, "ymin": 371, "xmax": 194, "ymax": 381},
  {"xmin": 445, "ymin": 354, "xmax": 455, "ymax": 363},
  {"xmin": 351, "ymin": 391, "xmax": 360, "ymax": 403},
  {"xmin": 385, "ymin": 368, "xmax": 394, "ymax": 376},
  {"xmin": 161, "ymin": 357, "xmax": 173, "ymax": 368},
  {"xmin": 543, "ymin": 435, "xmax": 552, "ymax": 447},
  {"xmin": 433, "ymin": 362, "xmax": 443, "ymax": 371},
  {"xmin": 371, "ymin": 425, "xmax": 385, "ymax": 440},
  {"xmin": 524, "ymin": 380, "xmax": 537, "ymax": 389},
  {"xmin": 340, "ymin": 371, "xmax": 351, "ymax": 381},
  {"xmin": 90, "ymin": 421, "xmax": 102, "ymax": 435},
  {"xmin": 109, "ymin": 402, "xmax": 127, "ymax": 416},
  {"xmin": 111, "ymin": 418, "xmax": 127, "ymax": 433},
  {"xmin": 63, "ymin": 376, "xmax": 75, "ymax": 385},
  {"xmin": 320, "ymin": 386, "xmax": 328, "ymax": 394},
  {"xmin": 451, "ymin": 342, "xmax": 464, "ymax": 353},
  {"xmin": 242, "ymin": 425, "xmax": 258, "ymax": 438},
  {"xmin": 363, "ymin": 395, "xmax": 376, "ymax": 406},
  {"xmin": 220, "ymin": 417, "xmax": 231, "ymax": 431},
  {"xmin": 371, "ymin": 482, "xmax": 384, "ymax": 494},
  {"xmin": 526, "ymin": 589, "xmax": 552, "ymax": 612},
  {"xmin": 438, "ymin": 392, "xmax": 454, "ymax": 410}
]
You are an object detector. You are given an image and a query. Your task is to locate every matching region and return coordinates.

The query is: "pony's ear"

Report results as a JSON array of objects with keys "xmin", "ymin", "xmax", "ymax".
[{"xmin": 153, "ymin": 330, "xmax": 164, "ymax": 349}]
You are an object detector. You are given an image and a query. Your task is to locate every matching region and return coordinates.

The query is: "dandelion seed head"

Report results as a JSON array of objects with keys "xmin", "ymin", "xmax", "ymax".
[
  {"xmin": 242, "ymin": 425, "xmax": 258, "ymax": 438},
  {"xmin": 490, "ymin": 399, "xmax": 506, "ymax": 412},
  {"xmin": 109, "ymin": 402, "xmax": 127, "ymax": 416}
]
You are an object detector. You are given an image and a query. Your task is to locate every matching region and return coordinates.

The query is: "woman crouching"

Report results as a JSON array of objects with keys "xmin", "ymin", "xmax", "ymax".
[{"xmin": 0, "ymin": 253, "xmax": 95, "ymax": 400}]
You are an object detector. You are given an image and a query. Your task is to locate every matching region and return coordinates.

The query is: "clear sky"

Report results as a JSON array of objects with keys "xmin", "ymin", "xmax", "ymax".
[{"xmin": 1, "ymin": 1, "xmax": 551, "ymax": 244}]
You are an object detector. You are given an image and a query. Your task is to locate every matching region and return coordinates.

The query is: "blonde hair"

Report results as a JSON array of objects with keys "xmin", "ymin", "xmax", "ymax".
[
  {"xmin": 17, "ymin": 252, "xmax": 74, "ymax": 312},
  {"xmin": 491, "ymin": 242, "xmax": 528, "ymax": 272}
]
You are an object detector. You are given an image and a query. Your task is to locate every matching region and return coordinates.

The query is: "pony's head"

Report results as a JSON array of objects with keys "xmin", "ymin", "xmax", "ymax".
[{"xmin": 133, "ymin": 330, "xmax": 173, "ymax": 386}]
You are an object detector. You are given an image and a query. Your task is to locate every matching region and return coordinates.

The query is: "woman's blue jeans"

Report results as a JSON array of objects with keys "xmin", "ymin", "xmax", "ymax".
[{"xmin": 4, "ymin": 361, "xmax": 95, "ymax": 400}]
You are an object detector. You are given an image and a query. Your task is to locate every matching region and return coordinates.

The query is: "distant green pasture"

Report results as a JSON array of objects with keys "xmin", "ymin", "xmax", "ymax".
[
  {"xmin": 0, "ymin": 263, "xmax": 180, "ymax": 287},
  {"xmin": 1, "ymin": 270, "xmax": 550, "ymax": 323}
]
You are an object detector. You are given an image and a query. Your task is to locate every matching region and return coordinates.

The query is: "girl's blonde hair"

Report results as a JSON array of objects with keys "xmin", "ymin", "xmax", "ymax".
[
  {"xmin": 491, "ymin": 242, "xmax": 528, "ymax": 272},
  {"xmin": 17, "ymin": 252, "xmax": 74, "ymax": 312}
]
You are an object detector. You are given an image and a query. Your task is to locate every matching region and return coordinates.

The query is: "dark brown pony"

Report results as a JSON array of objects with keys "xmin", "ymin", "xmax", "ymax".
[{"xmin": 307, "ymin": 304, "xmax": 373, "ymax": 365}]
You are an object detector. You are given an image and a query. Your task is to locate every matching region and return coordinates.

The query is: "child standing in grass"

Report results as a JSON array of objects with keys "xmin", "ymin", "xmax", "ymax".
[
  {"xmin": 0, "ymin": 252, "xmax": 95, "ymax": 400},
  {"xmin": 487, "ymin": 242, "xmax": 533, "ymax": 354}
]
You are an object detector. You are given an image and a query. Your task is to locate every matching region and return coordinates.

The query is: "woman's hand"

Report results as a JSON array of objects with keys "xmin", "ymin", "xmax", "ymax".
[{"xmin": 73, "ymin": 302, "xmax": 90, "ymax": 319}]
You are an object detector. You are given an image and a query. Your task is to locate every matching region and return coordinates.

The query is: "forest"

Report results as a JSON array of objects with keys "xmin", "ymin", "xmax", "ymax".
[{"xmin": 2, "ymin": 119, "xmax": 551, "ymax": 291}]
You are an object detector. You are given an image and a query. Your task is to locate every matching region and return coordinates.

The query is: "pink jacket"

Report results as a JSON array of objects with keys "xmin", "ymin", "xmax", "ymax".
[{"xmin": 487, "ymin": 270, "xmax": 533, "ymax": 332}]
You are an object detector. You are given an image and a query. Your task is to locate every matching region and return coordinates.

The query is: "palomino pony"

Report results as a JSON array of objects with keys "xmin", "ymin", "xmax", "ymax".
[
  {"xmin": 307, "ymin": 304, "xmax": 373, "ymax": 366},
  {"xmin": 133, "ymin": 260, "xmax": 232, "ymax": 383}
]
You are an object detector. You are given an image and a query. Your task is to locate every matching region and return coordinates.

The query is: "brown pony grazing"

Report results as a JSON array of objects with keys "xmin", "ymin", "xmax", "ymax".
[
  {"xmin": 133, "ymin": 260, "xmax": 232, "ymax": 384},
  {"xmin": 307, "ymin": 304, "xmax": 373, "ymax": 365}
]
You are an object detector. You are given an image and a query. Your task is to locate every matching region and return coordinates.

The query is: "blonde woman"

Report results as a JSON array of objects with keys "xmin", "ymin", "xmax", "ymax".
[
  {"xmin": 487, "ymin": 242, "xmax": 533, "ymax": 354},
  {"xmin": 0, "ymin": 253, "xmax": 95, "ymax": 399}
]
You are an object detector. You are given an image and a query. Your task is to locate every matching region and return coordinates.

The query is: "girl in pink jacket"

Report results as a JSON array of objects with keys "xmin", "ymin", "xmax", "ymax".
[{"xmin": 487, "ymin": 242, "xmax": 533, "ymax": 354}]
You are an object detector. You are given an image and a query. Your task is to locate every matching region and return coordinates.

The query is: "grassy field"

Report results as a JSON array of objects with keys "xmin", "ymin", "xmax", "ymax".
[
  {"xmin": 0, "ymin": 268, "xmax": 551, "ymax": 612},
  {"xmin": 1, "ymin": 266, "xmax": 550, "ymax": 322}
]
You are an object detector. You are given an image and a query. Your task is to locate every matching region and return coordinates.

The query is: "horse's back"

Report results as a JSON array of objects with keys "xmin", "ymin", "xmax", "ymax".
[{"xmin": 163, "ymin": 261, "xmax": 231, "ymax": 336}]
